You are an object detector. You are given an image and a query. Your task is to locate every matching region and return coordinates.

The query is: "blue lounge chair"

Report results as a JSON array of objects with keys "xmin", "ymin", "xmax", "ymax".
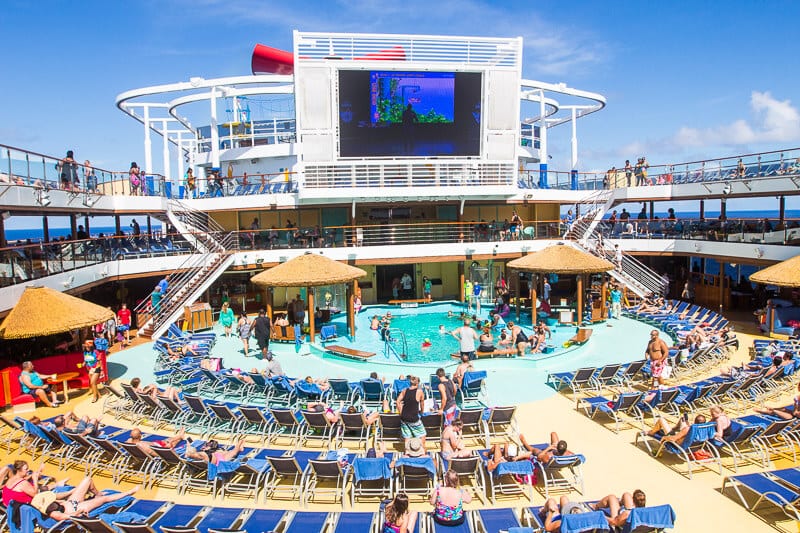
[
  {"xmin": 561, "ymin": 510, "xmax": 611, "ymax": 533},
  {"xmin": 534, "ymin": 451, "xmax": 586, "ymax": 496},
  {"xmin": 331, "ymin": 512, "xmax": 376, "ymax": 533},
  {"xmin": 475, "ymin": 507, "xmax": 523, "ymax": 531},
  {"xmin": 192, "ymin": 507, "xmax": 245, "ymax": 532},
  {"xmin": 643, "ymin": 421, "xmax": 720, "ymax": 479},
  {"xmin": 149, "ymin": 504, "xmax": 205, "ymax": 531},
  {"xmin": 237, "ymin": 509, "xmax": 287, "ymax": 533},
  {"xmin": 579, "ymin": 391, "xmax": 645, "ymax": 433},
  {"xmin": 458, "ymin": 370, "xmax": 488, "ymax": 406},
  {"xmin": 620, "ymin": 504, "xmax": 676, "ymax": 533},
  {"xmin": 723, "ymin": 471, "xmax": 800, "ymax": 521},
  {"xmin": 284, "ymin": 512, "xmax": 329, "ymax": 533}
]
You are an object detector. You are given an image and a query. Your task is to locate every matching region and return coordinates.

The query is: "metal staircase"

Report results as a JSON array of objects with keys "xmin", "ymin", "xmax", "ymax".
[
  {"xmin": 565, "ymin": 191, "xmax": 666, "ymax": 299},
  {"xmin": 384, "ymin": 328, "xmax": 409, "ymax": 362},
  {"xmin": 134, "ymin": 200, "xmax": 238, "ymax": 339}
]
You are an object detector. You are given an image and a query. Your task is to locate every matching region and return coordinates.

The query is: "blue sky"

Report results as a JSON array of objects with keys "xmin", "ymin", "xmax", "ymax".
[{"xmin": 2, "ymin": 0, "xmax": 799, "ymax": 219}]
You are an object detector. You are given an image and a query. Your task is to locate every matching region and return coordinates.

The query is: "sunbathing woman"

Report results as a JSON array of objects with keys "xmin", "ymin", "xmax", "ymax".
[
  {"xmin": 44, "ymin": 476, "xmax": 139, "ymax": 520},
  {"xmin": 130, "ymin": 377, "xmax": 182, "ymax": 403},
  {"xmin": 185, "ymin": 438, "xmax": 246, "ymax": 464},
  {"xmin": 756, "ymin": 382, "xmax": 800, "ymax": 420}
]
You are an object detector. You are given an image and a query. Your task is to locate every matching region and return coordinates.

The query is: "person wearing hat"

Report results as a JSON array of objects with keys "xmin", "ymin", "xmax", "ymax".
[
  {"xmin": 264, "ymin": 351, "xmax": 284, "ymax": 378},
  {"xmin": 404, "ymin": 437, "xmax": 427, "ymax": 458}
]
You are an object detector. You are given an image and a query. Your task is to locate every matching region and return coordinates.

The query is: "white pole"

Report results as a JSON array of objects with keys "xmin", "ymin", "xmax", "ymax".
[
  {"xmin": 539, "ymin": 89, "xmax": 547, "ymax": 162},
  {"xmin": 176, "ymin": 136, "xmax": 185, "ymax": 193},
  {"xmin": 210, "ymin": 87, "xmax": 221, "ymax": 169},
  {"xmin": 143, "ymin": 106, "xmax": 153, "ymax": 174},
  {"xmin": 162, "ymin": 120, "xmax": 171, "ymax": 183},
  {"xmin": 571, "ymin": 107, "xmax": 578, "ymax": 169}
]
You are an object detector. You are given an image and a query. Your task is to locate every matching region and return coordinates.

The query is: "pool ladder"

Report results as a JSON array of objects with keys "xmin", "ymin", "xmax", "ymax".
[{"xmin": 384, "ymin": 328, "xmax": 408, "ymax": 362}]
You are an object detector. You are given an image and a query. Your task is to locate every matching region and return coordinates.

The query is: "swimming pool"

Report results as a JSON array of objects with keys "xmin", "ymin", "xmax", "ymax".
[{"xmin": 109, "ymin": 305, "xmax": 668, "ymax": 406}]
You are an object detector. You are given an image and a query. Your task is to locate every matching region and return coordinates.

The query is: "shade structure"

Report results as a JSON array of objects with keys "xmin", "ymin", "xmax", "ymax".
[
  {"xmin": 0, "ymin": 286, "xmax": 114, "ymax": 339},
  {"xmin": 250, "ymin": 253, "xmax": 367, "ymax": 287},
  {"xmin": 507, "ymin": 243, "xmax": 615, "ymax": 274},
  {"xmin": 749, "ymin": 253, "xmax": 800, "ymax": 287}
]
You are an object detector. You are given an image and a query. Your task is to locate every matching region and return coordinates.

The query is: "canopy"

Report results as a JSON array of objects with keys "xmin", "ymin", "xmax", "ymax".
[
  {"xmin": 250, "ymin": 253, "xmax": 367, "ymax": 287},
  {"xmin": 507, "ymin": 244, "xmax": 614, "ymax": 274},
  {"xmin": 749, "ymin": 253, "xmax": 800, "ymax": 287},
  {"xmin": 0, "ymin": 286, "xmax": 114, "ymax": 339}
]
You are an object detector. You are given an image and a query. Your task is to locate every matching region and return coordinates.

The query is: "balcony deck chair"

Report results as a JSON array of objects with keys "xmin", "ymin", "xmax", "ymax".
[
  {"xmin": 237, "ymin": 406, "xmax": 274, "ymax": 444},
  {"xmin": 331, "ymin": 512, "xmax": 376, "ymax": 533},
  {"xmin": 474, "ymin": 507, "xmax": 523, "ymax": 533},
  {"xmin": 616, "ymin": 503, "xmax": 676, "ymax": 533},
  {"xmin": 560, "ymin": 510, "xmax": 612, "ymax": 533},
  {"xmin": 723, "ymin": 472, "xmax": 800, "ymax": 521},
  {"xmin": 456, "ymin": 408, "xmax": 485, "ymax": 446},
  {"xmin": 206, "ymin": 403, "xmax": 248, "ymax": 438},
  {"xmin": 546, "ymin": 367, "xmax": 597, "ymax": 395},
  {"xmin": 638, "ymin": 388, "xmax": 681, "ymax": 420},
  {"xmin": 439, "ymin": 453, "xmax": 487, "ymax": 504},
  {"xmin": 458, "ymin": 370, "xmax": 488, "ymax": 407},
  {"xmin": 612, "ymin": 360, "xmax": 647, "ymax": 389},
  {"xmin": 482, "ymin": 406, "xmax": 519, "ymax": 448},
  {"xmin": 299, "ymin": 409, "xmax": 338, "ymax": 447},
  {"xmin": 269, "ymin": 407, "xmax": 305, "ymax": 446},
  {"xmin": 115, "ymin": 442, "xmax": 160, "ymax": 488},
  {"xmin": 479, "ymin": 449, "xmax": 533, "ymax": 504},
  {"xmin": 350, "ymin": 456, "xmax": 393, "ymax": 506},
  {"xmin": 303, "ymin": 453, "xmax": 354, "ymax": 507},
  {"xmin": 578, "ymin": 391, "xmax": 645, "ymax": 433},
  {"xmin": 337, "ymin": 411, "xmax": 374, "ymax": 449},
  {"xmin": 713, "ymin": 421, "xmax": 767, "ymax": 472},
  {"xmin": 328, "ymin": 378, "xmax": 358, "ymax": 404},
  {"xmin": 165, "ymin": 506, "xmax": 245, "ymax": 533},
  {"xmin": 640, "ymin": 421, "xmax": 720, "ymax": 479},
  {"xmin": 748, "ymin": 417, "xmax": 800, "ymax": 463},
  {"xmin": 421, "ymin": 412, "xmax": 443, "ymax": 443},
  {"xmin": 532, "ymin": 448, "xmax": 586, "ymax": 497},
  {"xmin": 283, "ymin": 512, "xmax": 331, "ymax": 533},
  {"xmin": 592, "ymin": 364, "xmax": 624, "ymax": 390},
  {"xmin": 235, "ymin": 510, "xmax": 288, "ymax": 533},
  {"xmin": 378, "ymin": 412, "xmax": 404, "ymax": 443},
  {"xmin": 358, "ymin": 378, "xmax": 388, "ymax": 409},
  {"xmin": 394, "ymin": 456, "xmax": 438, "ymax": 500},
  {"xmin": 423, "ymin": 510, "xmax": 474, "ymax": 533},
  {"xmin": 217, "ymin": 457, "xmax": 271, "ymax": 501},
  {"xmin": 263, "ymin": 450, "xmax": 319, "ymax": 502}
]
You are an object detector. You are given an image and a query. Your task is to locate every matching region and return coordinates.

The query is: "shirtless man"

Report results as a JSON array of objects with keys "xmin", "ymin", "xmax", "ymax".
[
  {"xmin": 452, "ymin": 354, "xmax": 474, "ymax": 390},
  {"xmin": 647, "ymin": 414, "xmax": 707, "ymax": 446},
  {"xmin": 591, "ymin": 490, "xmax": 647, "ymax": 528},
  {"xmin": 645, "ymin": 330, "xmax": 670, "ymax": 386},
  {"xmin": 126, "ymin": 427, "xmax": 187, "ymax": 457},
  {"xmin": 520, "ymin": 432, "xmax": 570, "ymax": 463},
  {"xmin": 484, "ymin": 441, "xmax": 532, "ymax": 472},
  {"xmin": 441, "ymin": 419, "xmax": 472, "ymax": 459}
]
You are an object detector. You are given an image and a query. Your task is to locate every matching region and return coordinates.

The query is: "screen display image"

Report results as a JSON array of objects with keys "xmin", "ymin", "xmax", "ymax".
[{"xmin": 339, "ymin": 70, "xmax": 482, "ymax": 158}]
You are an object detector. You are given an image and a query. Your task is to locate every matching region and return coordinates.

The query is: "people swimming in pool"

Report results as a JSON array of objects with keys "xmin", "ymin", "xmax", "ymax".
[
  {"xmin": 422, "ymin": 338, "xmax": 432, "ymax": 349},
  {"xmin": 370, "ymin": 316, "xmax": 380, "ymax": 330}
]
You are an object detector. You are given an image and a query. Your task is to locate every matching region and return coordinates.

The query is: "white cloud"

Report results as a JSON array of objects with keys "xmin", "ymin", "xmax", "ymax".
[{"xmin": 673, "ymin": 91, "xmax": 800, "ymax": 148}]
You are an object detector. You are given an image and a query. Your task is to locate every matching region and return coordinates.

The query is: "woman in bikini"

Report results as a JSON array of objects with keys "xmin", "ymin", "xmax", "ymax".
[
  {"xmin": 382, "ymin": 492, "xmax": 417, "ymax": 533},
  {"xmin": 44, "ymin": 476, "xmax": 139, "ymax": 520}
]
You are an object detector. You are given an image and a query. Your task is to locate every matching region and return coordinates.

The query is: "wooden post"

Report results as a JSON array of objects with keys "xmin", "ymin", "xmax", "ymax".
[
  {"xmin": 43, "ymin": 216, "xmax": 49, "ymax": 243},
  {"xmin": 576, "ymin": 275, "xmax": 583, "ymax": 325},
  {"xmin": 515, "ymin": 272, "xmax": 521, "ymax": 321},
  {"xmin": 719, "ymin": 262, "xmax": 725, "ymax": 312},
  {"xmin": 308, "ymin": 287, "xmax": 315, "ymax": 343},
  {"xmin": 70, "ymin": 214, "xmax": 77, "ymax": 240},
  {"xmin": 601, "ymin": 277, "xmax": 608, "ymax": 321},
  {"xmin": 266, "ymin": 287, "xmax": 273, "ymax": 321},
  {"xmin": 347, "ymin": 282, "xmax": 355, "ymax": 339},
  {"xmin": 114, "ymin": 215, "xmax": 121, "ymax": 237},
  {"xmin": 458, "ymin": 263, "xmax": 465, "ymax": 303},
  {"xmin": 531, "ymin": 274, "xmax": 538, "ymax": 327}
]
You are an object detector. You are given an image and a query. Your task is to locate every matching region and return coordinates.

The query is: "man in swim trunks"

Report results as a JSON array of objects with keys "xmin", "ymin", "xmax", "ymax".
[
  {"xmin": 484, "ymin": 441, "xmax": 532, "ymax": 472},
  {"xmin": 451, "ymin": 319, "xmax": 478, "ymax": 360},
  {"xmin": 519, "ymin": 432, "xmax": 571, "ymax": 463},
  {"xmin": 397, "ymin": 375, "xmax": 427, "ymax": 449},
  {"xmin": 126, "ymin": 427, "xmax": 187, "ymax": 457},
  {"xmin": 645, "ymin": 329, "xmax": 670, "ymax": 386}
]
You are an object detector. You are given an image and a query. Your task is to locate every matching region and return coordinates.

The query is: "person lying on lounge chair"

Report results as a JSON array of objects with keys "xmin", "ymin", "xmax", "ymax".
[
  {"xmin": 44, "ymin": 476, "xmax": 139, "ymax": 520},
  {"xmin": 126, "ymin": 427, "xmax": 187, "ymax": 457},
  {"xmin": 646, "ymin": 414, "xmax": 706, "ymax": 446},
  {"xmin": 539, "ymin": 495, "xmax": 594, "ymax": 532},
  {"xmin": 130, "ymin": 377, "xmax": 182, "ymax": 403},
  {"xmin": 591, "ymin": 489, "xmax": 647, "ymax": 527},
  {"xmin": 520, "ymin": 432, "xmax": 571, "ymax": 462},
  {"xmin": 755, "ymin": 382, "xmax": 800, "ymax": 420},
  {"xmin": 185, "ymin": 438, "xmax": 245, "ymax": 464},
  {"xmin": 484, "ymin": 441, "xmax": 532, "ymax": 472}
]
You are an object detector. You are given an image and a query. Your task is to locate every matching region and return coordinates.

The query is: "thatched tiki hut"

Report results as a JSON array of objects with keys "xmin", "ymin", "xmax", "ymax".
[
  {"xmin": 0, "ymin": 285, "xmax": 114, "ymax": 339},
  {"xmin": 507, "ymin": 244, "xmax": 615, "ymax": 327},
  {"xmin": 250, "ymin": 253, "xmax": 367, "ymax": 341},
  {"xmin": 749, "ymin": 253, "xmax": 800, "ymax": 336}
]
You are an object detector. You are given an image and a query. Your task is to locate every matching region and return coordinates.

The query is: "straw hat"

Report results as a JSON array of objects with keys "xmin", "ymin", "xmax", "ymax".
[
  {"xmin": 507, "ymin": 243, "xmax": 614, "ymax": 274},
  {"xmin": 251, "ymin": 253, "xmax": 366, "ymax": 287},
  {"xmin": 405, "ymin": 438, "xmax": 425, "ymax": 457}
]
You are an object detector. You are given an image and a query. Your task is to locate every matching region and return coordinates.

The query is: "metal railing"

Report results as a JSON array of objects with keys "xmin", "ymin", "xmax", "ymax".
[
  {"xmin": 1, "ymin": 144, "xmax": 169, "ymax": 196},
  {"xmin": 196, "ymin": 118, "xmax": 297, "ymax": 153},
  {"xmin": 600, "ymin": 218, "xmax": 800, "ymax": 245}
]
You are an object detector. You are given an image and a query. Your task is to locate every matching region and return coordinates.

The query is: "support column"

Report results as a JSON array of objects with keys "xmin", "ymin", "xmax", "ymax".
[
  {"xmin": 649, "ymin": 201, "xmax": 654, "ymax": 220},
  {"xmin": 347, "ymin": 283, "xmax": 355, "ymax": 339},
  {"xmin": 601, "ymin": 277, "xmax": 608, "ymax": 321},
  {"xmin": 115, "ymin": 215, "xmax": 121, "ymax": 237},
  {"xmin": 70, "ymin": 214, "xmax": 77, "ymax": 240},
  {"xmin": 515, "ymin": 272, "xmax": 521, "ymax": 322},
  {"xmin": 779, "ymin": 196, "xmax": 786, "ymax": 224},
  {"xmin": 719, "ymin": 262, "xmax": 725, "ymax": 313},
  {"xmin": 162, "ymin": 119, "xmax": 171, "ymax": 185},
  {"xmin": 720, "ymin": 198, "xmax": 727, "ymax": 220},
  {"xmin": 210, "ymin": 87, "xmax": 221, "ymax": 169},
  {"xmin": 84, "ymin": 215, "xmax": 90, "ymax": 237},
  {"xmin": 458, "ymin": 263, "xmax": 465, "ymax": 303},
  {"xmin": 0, "ymin": 214, "xmax": 5, "ymax": 248},
  {"xmin": 576, "ymin": 275, "xmax": 583, "ymax": 325},
  {"xmin": 143, "ymin": 106, "xmax": 153, "ymax": 174},
  {"xmin": 308, "ymin": 287, "xmax": 315, "ymax": 343},
  {"xmin": 146, "ymin": 216, "xmax": 152, "ymax": 238},
  {"xmin": 43, "ymin": 216, "xmax": 49, "ymax": 243},
  {"xmin": 699, "ymin": 200, "xmax": 705, "ymax": 221},
  {"xmin": 530, "ymin": 274, "xmax": 538, "ymax": 328},
  {"xmin": 266, "ymin": 288, "xmax": 273, "ymax": 321}
]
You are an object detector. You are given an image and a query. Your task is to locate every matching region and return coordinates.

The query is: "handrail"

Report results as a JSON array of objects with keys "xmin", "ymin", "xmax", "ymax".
[{"xmin": 384, "ymin": 328, "xmax": 408, "ymax": 362}]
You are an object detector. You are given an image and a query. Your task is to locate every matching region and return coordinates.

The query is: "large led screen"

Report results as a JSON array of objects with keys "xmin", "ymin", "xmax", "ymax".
[{"xmin": 338, "ymin": 70, "xmax": 482, "ymax": 157}]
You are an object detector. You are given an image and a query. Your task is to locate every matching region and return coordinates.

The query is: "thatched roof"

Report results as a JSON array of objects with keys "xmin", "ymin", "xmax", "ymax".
[
  {"xmin": 250, "ymin": 253, "xmax": 367, "ymax": 287},
  {"xmin": 0, "ymin": 286, "xmax": 115, "ymax": 339},
  {"xmin": 749, "ymin": 254, "xmax": 800, "ymax": 287},
  {"xmin": 507, "ymin": 244, "xmax": 615, "ymax": 274}
]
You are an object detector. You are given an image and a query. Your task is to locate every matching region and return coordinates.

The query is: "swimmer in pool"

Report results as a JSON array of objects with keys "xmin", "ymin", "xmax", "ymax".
[{"xmin": 370, "ymin": 316, "xmax": 380, "ymax": 330}]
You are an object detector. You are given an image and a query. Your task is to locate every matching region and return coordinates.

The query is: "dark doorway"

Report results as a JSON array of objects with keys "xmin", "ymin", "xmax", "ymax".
[{"xmin": 376, "ymin": 264, "xmax": 415, "ymax": 301}]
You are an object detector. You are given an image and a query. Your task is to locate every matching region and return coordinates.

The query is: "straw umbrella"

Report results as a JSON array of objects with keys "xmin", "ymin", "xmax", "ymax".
[
  {"xmin": 749, "ymin": 253, "xmax": 800, "ymax": 336},
  {"xmin": 507, "ymin": 244, "xmax": 614, "ymax": 326},
  {"xmin": 749, "ymin": 254, "xmax": 800, "ymax": 287},
  {"xmin": 250, "ymin": 253, "xmax": 367, "ymax": 341},
  {"xmin": 0, "ymin": 285, "xmax": 114, "ymax": 339}
]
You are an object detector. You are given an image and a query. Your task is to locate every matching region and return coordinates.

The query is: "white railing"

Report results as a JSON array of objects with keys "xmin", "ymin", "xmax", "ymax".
[{"xmin": 295, "ymin": 32, "xmax": 522, "ymax": 68}]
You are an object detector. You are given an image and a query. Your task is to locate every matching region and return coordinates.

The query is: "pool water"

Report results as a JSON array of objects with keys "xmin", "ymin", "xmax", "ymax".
[{"xmin": 109, "ymin": 305, "xmax": 669, "ymax": 406}]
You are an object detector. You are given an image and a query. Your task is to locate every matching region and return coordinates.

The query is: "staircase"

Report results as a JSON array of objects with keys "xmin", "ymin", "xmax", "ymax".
[
  {"xmin": 134, "ymin": 200, "xmax": 238, "ymax": 339},
  {"xmin": 565, "ymin": 191, "xmax": 666, "ymax": 299}
]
